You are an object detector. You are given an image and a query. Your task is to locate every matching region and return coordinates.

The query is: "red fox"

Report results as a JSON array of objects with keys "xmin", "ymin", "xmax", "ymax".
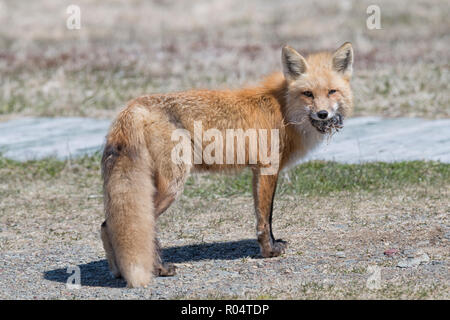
[{"xmin": 101, "ymin": 43, "xmax": 354, "ymax": 287}]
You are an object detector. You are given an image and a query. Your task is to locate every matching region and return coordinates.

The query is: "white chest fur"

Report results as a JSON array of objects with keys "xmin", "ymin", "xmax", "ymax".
[{"xmin": 282, "ymin": 124, "xmax": 325, "ymax": 171}]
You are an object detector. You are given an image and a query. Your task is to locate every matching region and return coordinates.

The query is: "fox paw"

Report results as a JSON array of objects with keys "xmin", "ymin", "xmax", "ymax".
[
  {"xmin": 261, "ymin": 239, "xmax": 287, "ymax": 258},
  {"xmin": 154, "ymin": 263, "xmax": 177, "ymax": 277}
]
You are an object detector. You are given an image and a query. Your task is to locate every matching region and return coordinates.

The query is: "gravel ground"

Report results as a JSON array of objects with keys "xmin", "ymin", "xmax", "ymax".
[
  {"xmin": 1, "ymin": 242, "xmax": 448, "ymax": 299},
  {"xmin": 1, "ymin": 169, "xmax": 448, "ymax": 299}
]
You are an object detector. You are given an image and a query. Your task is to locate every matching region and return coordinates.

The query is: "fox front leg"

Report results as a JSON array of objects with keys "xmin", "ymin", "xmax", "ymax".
[{"xmin": 252, "ymin": 169, "xmax": 287, "ymax": 257}]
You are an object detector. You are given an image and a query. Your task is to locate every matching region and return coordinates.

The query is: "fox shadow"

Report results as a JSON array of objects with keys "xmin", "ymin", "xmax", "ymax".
[{"xmin": 44, "ymin": 239, "xmax": 260, "ymax": 288}]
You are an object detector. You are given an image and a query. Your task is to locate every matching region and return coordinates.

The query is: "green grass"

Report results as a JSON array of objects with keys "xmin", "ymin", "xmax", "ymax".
[
  {"xmin": 0, "ymin": 153, "xmax": 101, "ymax": 179},
  {"xmin": 185, "ymin": 161, "xmax": 449, "ymax": 198},
  {"xmin": 1, "ymin": 155, "xmax": 448, "ymax": 198}
]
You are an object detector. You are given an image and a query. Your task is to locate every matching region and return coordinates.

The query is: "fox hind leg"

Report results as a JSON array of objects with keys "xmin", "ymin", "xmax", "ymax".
[
  {"xmin": 151, "ymin": 156, "xmax": 190, "ymax": 277},
  {"xmin": 153, "ymin": 238, "xmax": 177, "ymax": 276},
  {"xmin": 152, "ymin": 191, "xmax": 177, "ymax": 277}
]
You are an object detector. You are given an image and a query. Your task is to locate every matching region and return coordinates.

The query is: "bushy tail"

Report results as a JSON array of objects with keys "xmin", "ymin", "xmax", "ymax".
[{"xmin": 101, "ymin": 107, "xmax": 156, "ymax": 288}]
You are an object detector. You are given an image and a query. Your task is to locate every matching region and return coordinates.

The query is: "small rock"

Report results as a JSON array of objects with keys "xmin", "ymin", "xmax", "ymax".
[
  {"xmin": 87, "ymin": 194, "xmax": 102, "ymax": 199},
  {"xmin": 397, "ymin": 259, "xmax": 415, "ymax": 268},
  {"xmin": 419, "ymin": 253, "xmax": 430, "ymax": 263},
  {"xmin": 415, "ymin": 249, "xmax": 425, "ymax": 255},
  {"xmin": 335, "ymin": 252, "xmax": 346, "ymax": 258},
  {"xmin": 402, "ymin": 249, "xmax": 416, "ymax": 258},
  {"xmin": 397, "ymin": 253, "xmax": 430, "ymax": 268},
  {"xmin": 384, "ymin": 249, "xmax": 399, "ymax": 257},
  {"xmin": 344, "ymin": 259, "xmax": 358, "ymax": 265}
]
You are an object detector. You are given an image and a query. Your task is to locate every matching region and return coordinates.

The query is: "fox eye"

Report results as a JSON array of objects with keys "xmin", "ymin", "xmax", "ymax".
[
  {"xmin": 302, "ymin": 91, "xmax": 314, "ymax": 98},
  {"xmin": 328, "ymin": 89, "xmax": 337, "ymax": 95}
]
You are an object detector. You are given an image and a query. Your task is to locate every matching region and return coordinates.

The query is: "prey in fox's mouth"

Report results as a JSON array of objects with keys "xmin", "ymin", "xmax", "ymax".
[{"xmin": 310, "ymin": 113, "xmax": 344, "ymax": 134}]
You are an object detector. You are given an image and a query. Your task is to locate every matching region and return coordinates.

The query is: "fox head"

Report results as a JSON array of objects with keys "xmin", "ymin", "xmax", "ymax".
[{"xmin": 281, "ymin": 42, "xmax": 354, "ymax": 134}]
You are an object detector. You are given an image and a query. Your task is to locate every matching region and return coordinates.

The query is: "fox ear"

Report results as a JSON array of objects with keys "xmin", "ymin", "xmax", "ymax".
[
  {"xmin": 282, "ymin": 45, "xmax": 308, "ymax": 82},
  {"xmin": 332, "ymin": 42, "xmax": 353, "ymax": 78}
]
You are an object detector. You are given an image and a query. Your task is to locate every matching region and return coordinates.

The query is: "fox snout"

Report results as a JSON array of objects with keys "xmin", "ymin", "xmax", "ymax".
[
  {"xmin": 310, "ymin": 103, "xmax": 339, "ymax": 121},
  {"xmin": 316, "ymin": 110, "xmax": 329, "ymax": 120}
]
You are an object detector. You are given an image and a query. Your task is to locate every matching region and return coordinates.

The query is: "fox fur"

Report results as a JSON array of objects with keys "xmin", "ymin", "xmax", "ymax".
[{"xmin": 101, "ymin": 43, "xmax": 354, "ymax": 287}]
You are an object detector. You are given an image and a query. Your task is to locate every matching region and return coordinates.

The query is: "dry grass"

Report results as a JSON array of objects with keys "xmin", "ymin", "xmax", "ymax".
[{"xmin": 0, "ymin": 0, "xmax": 448, "ymax": 119}]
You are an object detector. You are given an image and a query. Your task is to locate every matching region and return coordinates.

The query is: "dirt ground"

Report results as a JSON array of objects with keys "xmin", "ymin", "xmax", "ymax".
[
  {"xmin": 0, "ymin": 159, "xmax": 448, "ymax": 299},
  {"xmin": 0, "ymin": 0, "xmax": 449, "ymax": 299}
]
